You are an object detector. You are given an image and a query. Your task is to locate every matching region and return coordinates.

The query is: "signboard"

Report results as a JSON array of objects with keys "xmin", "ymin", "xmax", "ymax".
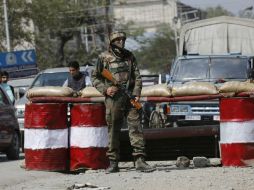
[{"xmin": 0, "ymin": 49, "xmax": 38, "ymax": 78}]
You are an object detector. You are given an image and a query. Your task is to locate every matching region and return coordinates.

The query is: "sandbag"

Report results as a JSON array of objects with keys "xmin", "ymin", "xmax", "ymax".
[
  {"xmin": 26, "ymin": 86, "xmax": 74, "ymax": 98},
  {"xmin": 141, "ymin": 84, "xmax": 171, "ymax": 97},
  {"xmin": 172, "ymin": 82, "xmax": 218, "ymax": 97},
  {"xmin": 80, "ymin": 87, "xmax": 103, "ymax": 97},
  {"xmin": 219, "ymin": 81, "xmax": 254, "ymax": 93}
]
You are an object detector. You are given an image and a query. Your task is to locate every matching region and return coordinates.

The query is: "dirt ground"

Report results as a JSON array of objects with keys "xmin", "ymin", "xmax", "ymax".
[{"xmin": 1, "ymin": 156, "xmax": 254, "ymax": 190}]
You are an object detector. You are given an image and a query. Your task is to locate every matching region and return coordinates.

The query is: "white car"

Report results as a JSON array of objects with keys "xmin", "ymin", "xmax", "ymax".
[{"xmin": 15, "ymin": 66, "xmax": 93, "ymax": 149}]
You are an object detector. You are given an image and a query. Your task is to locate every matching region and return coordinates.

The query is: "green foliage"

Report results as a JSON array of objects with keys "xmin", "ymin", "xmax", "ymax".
[
  {"xmin": 29, "ymin": 0, "xmax": 92, "ymax": 33},
  {"xmin": 0, "ymin": 0, "xmax": 108, "ymax": 69},
  {"xmin": 1, "ymin": 0, "xmax": 175, "ymax": 73},
  {"xmin": 204, "ymin": 6, "xmax": 234, "ymax": 18},
  {"xmin": 28, "ymin": 0, "xmax": 107, "ymax": 69},
  {"xmin": 116, "ymin": 20, "xmax": 145, "ymax": 39},
  {"xmin": 133, "ymin": 25, "xmax": 176, "ymax": 74},
  {"xmin": 0, "ymin": 0, "xmax": 32, "ymax": 50}
]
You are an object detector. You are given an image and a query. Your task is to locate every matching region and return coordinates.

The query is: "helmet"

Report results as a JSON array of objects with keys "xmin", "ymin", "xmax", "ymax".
[{"xmin": 109, "ymin": 31, "xmax": 126, "ymax": 43}]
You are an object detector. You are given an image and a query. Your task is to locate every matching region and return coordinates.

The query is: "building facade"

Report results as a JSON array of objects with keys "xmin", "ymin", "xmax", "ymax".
[{"xmin": 113, "ymin": 0, "xmax": 203, "ymax": 32}]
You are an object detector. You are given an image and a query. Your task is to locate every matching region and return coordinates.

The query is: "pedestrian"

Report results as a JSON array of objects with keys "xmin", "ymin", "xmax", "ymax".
[
  {"xmin": 63, "ymin": 60, "xmax": 87, "ymax": 91},
  {"xmin": 92, "ymin": 31, "xmax": 155, "ymax": 173},
  {"xmin": 1, "ymin": 71, "xmax": 15, "ymax": 96},
  {"xmin": 0, "ymin": 71, "xmax": 15, "ymax": 104}
]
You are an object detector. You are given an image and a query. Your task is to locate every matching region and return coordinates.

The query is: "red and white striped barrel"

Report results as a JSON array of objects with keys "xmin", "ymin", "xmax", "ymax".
[
  {"xmin": 220, "ymin": 98, "xmax": 254, "ymax": 166},
  {"xmin": 70, "ymin": 103, "xmax": 109, "ymax": 170},
  {"xmin": 24, "ymin": 103, "xmax": 68, "ymax": 171}
]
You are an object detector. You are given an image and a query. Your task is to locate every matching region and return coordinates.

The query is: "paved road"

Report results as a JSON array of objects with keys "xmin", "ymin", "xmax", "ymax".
[
  {"xmin": 0, "ymin": 154, "xmax": 64, "ymax": 190},
  {"xmin": 1, "ymin": 153, "xmax": 254, "ymax": 190}
]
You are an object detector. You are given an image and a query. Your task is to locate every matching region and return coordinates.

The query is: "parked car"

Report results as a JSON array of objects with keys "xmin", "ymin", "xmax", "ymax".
[
  {"xmin": 8, "ymin": 77, "xmax": 35, "ymax": 100},
  {"xmin": 165, "ymin": 55, "xmax": 252, "ymax": 127},
  {"xmin": 15, "ymin": 66, "xmax": 93, "ymax": 149},
  {"xmin": 0, "ymin": 86, "xmax": 20, "ymax": 160}
]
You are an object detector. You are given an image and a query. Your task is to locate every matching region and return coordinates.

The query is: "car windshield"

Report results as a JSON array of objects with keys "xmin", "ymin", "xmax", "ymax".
[
  {"xmin": 31, "ymin": 72, "xmax": 68, "ymax": 87},
  {"xmin": 210, "ymin": 58, "xmax": 248, "ymax": 79},
  {"xmin": 173, "ymin": 58, "xmax": 209, "ymax": 81},
  {"xmin": 173, "ymin": 57, "xmax": 248, "ymax": 81}
]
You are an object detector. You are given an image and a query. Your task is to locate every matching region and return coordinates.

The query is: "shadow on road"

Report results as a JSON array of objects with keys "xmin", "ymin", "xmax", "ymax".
[{"xmin": 0, "ymin": 153, "xmax": 24, "ymax": 163}]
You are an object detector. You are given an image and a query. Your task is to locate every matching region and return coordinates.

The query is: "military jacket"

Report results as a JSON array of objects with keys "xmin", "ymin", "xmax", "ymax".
[{"xmin": 92, "ymin": 49, "xmax": 142, "ymax": 97}]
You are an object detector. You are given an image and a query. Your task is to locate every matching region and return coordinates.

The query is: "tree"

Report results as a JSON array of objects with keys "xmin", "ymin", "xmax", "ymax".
[
  {"xmin": 0, "ymin": 0, "xmax": 111, "ymax": 69},
  {"xmin": 204, "ymin": 6, "xmax": 234, "ymax": 18},
  {"xmin": 133, "ymin": 25, "xmax": 176, "ymax": 74},
  {"xmin": 29, "ymin": 0, "xmax": 111, "ymax": 69},
  {"xmin": 0, "ymin": 0, "xmax": 32, "ymax": 51}
]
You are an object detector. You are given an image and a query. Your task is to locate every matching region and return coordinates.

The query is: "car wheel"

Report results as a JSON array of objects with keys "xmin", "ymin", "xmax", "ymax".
[
  {"xmin": 149, "ymin": 111, "xmax": 164, "ymax": 128},
  {"xmin": 6, "ymin": 132, "xmax": 20, "ymax": 160}
]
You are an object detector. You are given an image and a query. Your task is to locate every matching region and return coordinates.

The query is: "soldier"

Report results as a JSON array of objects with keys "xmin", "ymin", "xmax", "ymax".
[{"xmin": 92, "ymin": 31, "xmax": 155, "ymax": 173}]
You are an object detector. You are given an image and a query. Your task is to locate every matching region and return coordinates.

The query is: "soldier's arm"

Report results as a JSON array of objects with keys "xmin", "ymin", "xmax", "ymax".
[
  {"xmin": 91, "ymin": 57, "xmax": 111, "ymax": 96},
  {"xmin": 131, "ymin": 56, "xmax": 142, "ymax": 97}
]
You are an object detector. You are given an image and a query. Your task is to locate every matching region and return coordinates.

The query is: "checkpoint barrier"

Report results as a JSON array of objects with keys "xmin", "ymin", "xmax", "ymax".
[
  {"xmin": 220, "ymin": 98, "xmax": 254, "ymax": 166},
  {"xmin": 24, "ymin": 103, "xmax": 68, "ymax": 171},
  {"xmin": 29, "ymin": 93, "xmax": 254, "ymax": 168},
  {"xmin": 70, "ymin": 103, "xmax": 109, "ymax": 170}
]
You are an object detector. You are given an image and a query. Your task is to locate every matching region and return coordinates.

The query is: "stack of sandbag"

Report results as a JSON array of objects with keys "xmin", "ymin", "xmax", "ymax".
[
  {"xmin": 141, "ymin": 84, "xmax": 171, "ymax": 97},
  {"xmin": 172, "ymin": 82, "xmax": 218, "ymax": 97},
  {"xmin": 26, "ymin": 86, "xmax": 74, "ymax": 99},
  {"xmin": 80, "ymin": 87, "xmax": 103, "ymax": 97},
  {"xmin": 219, "ymin": 81, "xmax": 254, "ymax": 93}
]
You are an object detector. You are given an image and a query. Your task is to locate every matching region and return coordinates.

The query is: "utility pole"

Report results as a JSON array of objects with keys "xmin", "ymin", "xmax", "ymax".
[
  {"xmin": 3, "ymin": 0, "xmax": 11, "ymax": 51},
  {"xmin": 172, "ymin": 0, "xmax": 179, "ymax": 56},
  {"xmin": 84, "ymin": 26, "xmax": 89, "ymax": 52},
  {"xmin": 173, "ymin": 17, "xmax": 179, "ymax": 56},
  {"xmin": 105, "ymin": 0, "xmax": 112, "ymax": 35}
]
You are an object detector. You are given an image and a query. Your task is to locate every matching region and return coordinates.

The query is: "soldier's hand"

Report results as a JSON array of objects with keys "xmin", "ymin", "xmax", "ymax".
[
  {"xmin": 131, "ymin": 96, "xmax": 140, "ymax": 106},
  {"xmin": 106, "ymin": 86, "xmax": 118, "ymax": 97},
  {"xmin": 135, "ymin": 96, "xmax": 140, "ymax": 102}
]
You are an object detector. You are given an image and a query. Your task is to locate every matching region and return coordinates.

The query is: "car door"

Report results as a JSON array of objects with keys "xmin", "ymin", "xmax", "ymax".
[{"xmin": 0, "ymin": 86, "xmax": 17, "ymax": 145}]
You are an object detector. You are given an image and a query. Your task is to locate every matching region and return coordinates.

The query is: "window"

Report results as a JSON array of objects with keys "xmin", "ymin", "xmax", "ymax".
[
  {"xmin": 210, "ymin": 58, "xmax": 248, "ymax": 79},
  {"xmin": 31, "ymin": 72, "xmax": 69, "ymax": 87},
  {"xmin": 173, "ymin": 58, "xmax": 209, "ymax": 81}
]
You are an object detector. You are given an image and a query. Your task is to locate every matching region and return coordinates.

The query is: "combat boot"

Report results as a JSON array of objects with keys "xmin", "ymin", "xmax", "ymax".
[
  {"xmin": 106, "ymin": 160, "xmax": 119, "ymax": 173},
  {"xmin": 135, "ymin": 156, "xmax": 155, "ymax": 172}
]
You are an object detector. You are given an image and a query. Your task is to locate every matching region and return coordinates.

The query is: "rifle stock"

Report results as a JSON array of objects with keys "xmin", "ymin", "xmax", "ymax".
[
  {"xmin": 130, "ymin": 99, "xmax": 142, "ymax": 110},
  {"xmin": 101, "ymin": 69, "xmax": 117, "ymax": 85},
  {"xmin": 101, "ymin": 68, "xmax": 142, "ymax": 110}
]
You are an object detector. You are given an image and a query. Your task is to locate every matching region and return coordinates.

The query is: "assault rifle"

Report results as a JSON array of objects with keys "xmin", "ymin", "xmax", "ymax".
[{"xmin": 101, "ymin": 68, "xmax": 142, "ymax": 110}]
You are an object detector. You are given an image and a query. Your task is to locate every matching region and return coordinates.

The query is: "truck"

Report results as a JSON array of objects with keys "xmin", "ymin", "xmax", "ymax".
[{"xmin": 160, "ymin": 16, "xmax": 254, "ymax": 128}]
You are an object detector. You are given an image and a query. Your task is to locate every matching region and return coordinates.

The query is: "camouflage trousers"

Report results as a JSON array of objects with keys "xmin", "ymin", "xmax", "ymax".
[{"xmin": 105, "ymin": 92, "xmax": 146, "ymax": 161}]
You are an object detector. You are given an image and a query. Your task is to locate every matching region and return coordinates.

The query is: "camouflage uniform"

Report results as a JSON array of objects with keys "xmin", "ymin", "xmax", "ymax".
[{"xmin": 92, "ymin": 46, "xmax": 146, "ymax": 162}]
